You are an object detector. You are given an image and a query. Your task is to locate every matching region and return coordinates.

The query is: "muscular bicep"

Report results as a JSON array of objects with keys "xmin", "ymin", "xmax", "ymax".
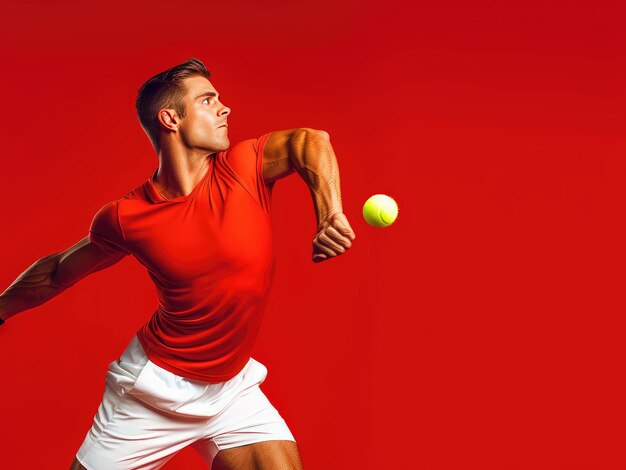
[
  {"xmin": 262, "ymin": 129, "xmax": 299, "ymax": 184},
  {"xmin": 52, "ymin": 236, "xmax": 126, "ymax": 290},
  {"xmin": 262, "ymin": 128, "xmax": 329, "ymax": 184}
]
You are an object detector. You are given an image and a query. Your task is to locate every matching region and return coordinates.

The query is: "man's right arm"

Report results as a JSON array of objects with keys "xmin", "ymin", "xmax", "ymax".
[{"xmin": 0, "ymin": 236, "xmax": 126, "ymax": 323}]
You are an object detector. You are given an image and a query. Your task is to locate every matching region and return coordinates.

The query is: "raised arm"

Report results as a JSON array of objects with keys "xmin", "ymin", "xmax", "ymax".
[
  {"xmin": 0, "ymin": 236, "xmax": 126, "ymax": 324},
  {"xmin": 262, "ymin": 128, "xmax": 356, "ymax": 263}
]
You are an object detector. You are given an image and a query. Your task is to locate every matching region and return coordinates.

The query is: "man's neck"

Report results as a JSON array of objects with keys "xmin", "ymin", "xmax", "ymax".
[{"xmin": 153, "ymin": 151, "xmax": 213, "ymax": 199}]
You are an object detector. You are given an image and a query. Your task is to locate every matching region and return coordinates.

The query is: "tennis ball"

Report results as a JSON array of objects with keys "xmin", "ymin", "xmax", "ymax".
[{"xmin": 363, "ymin": 194, "xmax": 399, "ymax": 227}]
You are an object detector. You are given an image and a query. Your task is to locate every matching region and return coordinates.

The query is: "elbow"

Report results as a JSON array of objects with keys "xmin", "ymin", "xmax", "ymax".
[
  {"xmin": 289, "ymin": 127, "xmax": 330, "ymax": 168},
  {"xmin": 289, "ymin": 128, "xmax": 330, "ymax": 157},
  {"xmin": 293, "ymin": 128, "xmax": 330, "ymax": 143},
  {"xmin": 309, "ymin": 128, "xmax": 330, "ymax": 140}
]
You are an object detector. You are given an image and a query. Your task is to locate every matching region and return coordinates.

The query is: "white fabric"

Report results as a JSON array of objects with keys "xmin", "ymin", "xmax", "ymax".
[{"xmin": 76, "ymin": 334, "xmax": 295, "ymax": 469}]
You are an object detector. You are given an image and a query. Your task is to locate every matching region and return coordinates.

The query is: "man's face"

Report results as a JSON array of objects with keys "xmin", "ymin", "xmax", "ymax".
[{"xmin": 177, "ymin": 75, "xmax": 231, "ymax": 153}]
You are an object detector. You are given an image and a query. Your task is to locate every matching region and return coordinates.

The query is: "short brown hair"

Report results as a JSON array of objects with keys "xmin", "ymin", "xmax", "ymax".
[{"xmin": 135, "ymin": 58, "xmax": 211, "ymax": 151}]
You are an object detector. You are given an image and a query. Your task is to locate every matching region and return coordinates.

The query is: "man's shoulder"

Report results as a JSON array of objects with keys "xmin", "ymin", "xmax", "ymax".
[
  {"xmin": 118, "ymin": 180, "xmax": 153, "ymax": 206},
  {"xmin": 226, "ymin": 133, "xmax": 271, "ymax": 158}
]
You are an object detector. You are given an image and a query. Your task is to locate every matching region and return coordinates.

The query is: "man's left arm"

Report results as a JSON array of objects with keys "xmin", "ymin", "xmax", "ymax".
[{"xmin": 262, "ymin": 128, "xmax": 356, "ymax": 263}]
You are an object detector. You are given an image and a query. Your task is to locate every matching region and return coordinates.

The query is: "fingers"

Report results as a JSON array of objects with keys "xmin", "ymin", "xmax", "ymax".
[
  {"xmin": 319, "ymin": 228, "xmax": 350, "ymax": 252},
  {"xmin": 312, "ymin": 218, "xmax": 356, "ymax": 263},
  {"xmin": 313, "ymin": 235, "xmax": 342, "ymax": 257},
  {"xmin": 331, "ymin": 213, "xmax": 356, "ymax": 241}
]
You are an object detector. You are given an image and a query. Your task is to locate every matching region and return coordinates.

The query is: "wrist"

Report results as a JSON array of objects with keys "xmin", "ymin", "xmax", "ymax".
[{"xmin": 314, "ymin": 196, "xmax": 343, "ymax": 226}]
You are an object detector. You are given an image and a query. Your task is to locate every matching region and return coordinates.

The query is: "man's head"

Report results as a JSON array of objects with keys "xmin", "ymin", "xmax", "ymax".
[{"xmin": 135, "ymin": 58, "xmax": 231, "ymax": 154}]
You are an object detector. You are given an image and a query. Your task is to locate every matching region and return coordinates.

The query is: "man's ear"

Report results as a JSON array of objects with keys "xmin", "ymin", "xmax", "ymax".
[{"xmin": 157, "ymin": 109, "xmax": 179, "ymax": 131}]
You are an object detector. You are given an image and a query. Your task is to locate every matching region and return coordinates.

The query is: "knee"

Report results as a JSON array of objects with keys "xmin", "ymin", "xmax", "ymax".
[{"xmin": 70, "ymin": 456, "xmax": 87, "ymax": 470}]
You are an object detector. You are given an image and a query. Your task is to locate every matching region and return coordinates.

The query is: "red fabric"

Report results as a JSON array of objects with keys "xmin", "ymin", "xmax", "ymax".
[{"xmin": 89, "ymin": 133, "xmax": 276, "ymax": 382}]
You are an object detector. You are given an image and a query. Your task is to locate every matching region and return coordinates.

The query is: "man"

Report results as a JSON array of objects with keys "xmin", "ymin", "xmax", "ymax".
[{"xmin": 0, "ymin": 58, "xmax": 356, "ymax": 469}]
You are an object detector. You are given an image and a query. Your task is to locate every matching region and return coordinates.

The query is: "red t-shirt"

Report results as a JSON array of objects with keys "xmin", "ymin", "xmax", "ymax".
[{"xmin": 89, "ymin": 133, "xmax": 276, "ymax": 382}]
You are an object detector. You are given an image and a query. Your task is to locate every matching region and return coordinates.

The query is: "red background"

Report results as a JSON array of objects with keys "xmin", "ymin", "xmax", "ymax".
[{"xmin": 0, "ymin": 1, "xmax": 625, "ymax": 469}]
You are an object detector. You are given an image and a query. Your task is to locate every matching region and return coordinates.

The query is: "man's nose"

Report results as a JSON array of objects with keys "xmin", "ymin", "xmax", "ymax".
[{"xmin": 219, "ymin": 104, "xmax": 231, "ymax": 116}]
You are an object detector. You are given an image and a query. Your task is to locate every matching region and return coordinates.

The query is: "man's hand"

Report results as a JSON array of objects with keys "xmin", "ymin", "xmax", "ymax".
[{"xmin": 312, "ymin": 212, "xmax": 356, "ymax": 263}]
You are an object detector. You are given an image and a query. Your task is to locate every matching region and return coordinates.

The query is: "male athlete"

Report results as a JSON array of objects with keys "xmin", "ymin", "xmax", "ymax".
[{"xmin": 0, "ymin": 58, "xmax": 356, "ymax": 469}]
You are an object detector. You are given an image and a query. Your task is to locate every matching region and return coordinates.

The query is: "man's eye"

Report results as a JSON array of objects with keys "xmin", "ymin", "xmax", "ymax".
[{"xmin": 203, "ymin": 98, "xmax": 210, "ymax": 104}]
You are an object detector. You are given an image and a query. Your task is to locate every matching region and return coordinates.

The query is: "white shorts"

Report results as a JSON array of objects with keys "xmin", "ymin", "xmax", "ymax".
[{"xmin": 76, "ymin": 335, "xmax": 296, "ymax": 469}]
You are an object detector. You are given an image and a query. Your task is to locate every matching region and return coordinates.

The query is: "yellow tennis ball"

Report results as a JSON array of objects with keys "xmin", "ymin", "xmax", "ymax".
[{"xmin": 363, "ymin": 194, "xmax": 399, "ymax": 227}]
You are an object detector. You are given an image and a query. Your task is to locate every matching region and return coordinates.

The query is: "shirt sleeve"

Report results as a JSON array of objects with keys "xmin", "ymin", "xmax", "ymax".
[
  {"xmin": 225, "ymin": 133, "xmax": 274, "ymax": 214},
  {"xmin": 89, "ymin": 200, "xmax": 131, "ymax": 257}
]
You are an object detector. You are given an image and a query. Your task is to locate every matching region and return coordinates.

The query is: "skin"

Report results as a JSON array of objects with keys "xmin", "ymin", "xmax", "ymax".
[
  {"xmin": 263, "ymin": 127, "xmax": 356, "ymax": 263},
  {"xmin": 150, "ymin": 74, "xmax": 356, "ymax": 264},
  {"xmin": 150, "ymin": 75, "xmax": 232, "ymax": 199},
  {"xmin": 1, "ymin": 73, "xmax": 355, "ymax": 469},
  {"xmin": 69, "ymin": 440, "xmax": 302, "ymax": 470}
]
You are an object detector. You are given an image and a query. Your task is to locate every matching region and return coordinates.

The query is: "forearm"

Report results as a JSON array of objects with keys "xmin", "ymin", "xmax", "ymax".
[
  {"xmin": 0, "ymin": 253, "xmax": 63, "ymax": 322},
  {"xmin": 289, "ymin": 129, "xmax": 343, "ymax": 226}
]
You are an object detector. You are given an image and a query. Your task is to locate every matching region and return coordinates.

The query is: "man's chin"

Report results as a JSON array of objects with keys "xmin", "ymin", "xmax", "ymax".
[{"xmin": 204, "ymin": 139, "xmax": 229, "ymax": 154}]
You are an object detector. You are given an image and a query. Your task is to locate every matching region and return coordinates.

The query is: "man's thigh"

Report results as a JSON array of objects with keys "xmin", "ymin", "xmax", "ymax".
[
  {"xmin": 75, "ymin": 387, "xmax": 203, "ymax": 469},
  {"xmin": 70, "ymin": 438, "xmax": 303, "ymax": 470},
  {"xmin": 70, "ymin": 456, "xmax": 87, "ymax": 470},
  {"xmin": 212, "ymin": 440, "xmax": 304, "ymax": 470}
]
